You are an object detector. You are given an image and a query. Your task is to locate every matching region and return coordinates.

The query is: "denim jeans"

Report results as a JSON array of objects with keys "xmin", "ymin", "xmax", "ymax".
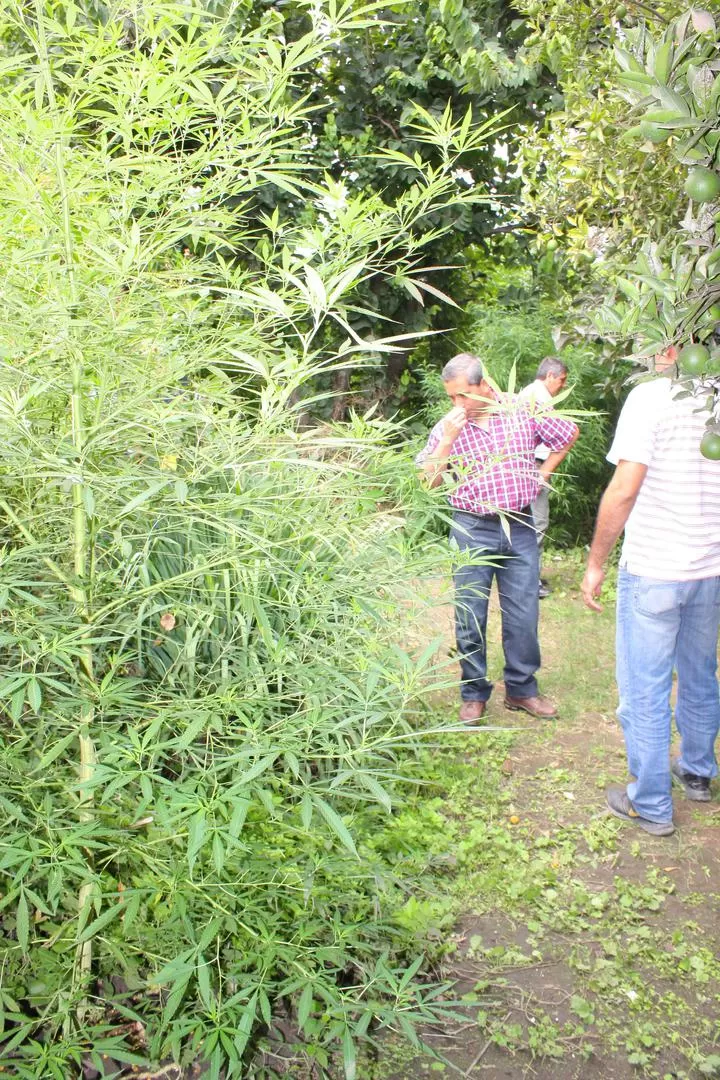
[
  {"xmin": 616, "ymin": 568, "xmax": 720, "ymax": 823},
  {"xmin": 451, "ymin": 509, "xmax": 540, "ymax": 702}
]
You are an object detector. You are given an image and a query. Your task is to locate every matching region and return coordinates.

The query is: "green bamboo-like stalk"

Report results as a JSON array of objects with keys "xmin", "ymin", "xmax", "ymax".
[{"xmin": 31, "ymin": 0, "xmax": 97, "ymax": 1001}]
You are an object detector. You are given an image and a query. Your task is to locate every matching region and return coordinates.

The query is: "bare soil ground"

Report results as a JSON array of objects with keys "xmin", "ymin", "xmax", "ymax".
[{"xmin": 365, "ymin": 554, "xmax": 720, "ymax": 1080}]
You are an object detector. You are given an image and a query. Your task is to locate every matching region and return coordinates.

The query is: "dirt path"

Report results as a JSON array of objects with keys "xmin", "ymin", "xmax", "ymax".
[{"xmin": 365, "ymin": 554, "xmax": 720, "ymax": 1080}]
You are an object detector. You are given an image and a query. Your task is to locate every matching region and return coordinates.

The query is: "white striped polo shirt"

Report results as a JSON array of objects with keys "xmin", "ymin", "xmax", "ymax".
[{"xmin": 608, "ymin": 377, "xmax": 720, "ymax": 581}]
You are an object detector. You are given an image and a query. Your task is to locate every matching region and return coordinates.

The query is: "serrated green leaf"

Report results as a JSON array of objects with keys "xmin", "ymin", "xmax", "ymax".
[
  {"xmin": 297, "ymin": 982, "xmax": 314, "ymax": 1031},
  {"xmin": 187, "ymin": 810, "xmax": 207, "ymax": 872},
  {"xmin": 15, "ymin": 892, "xmax": 29, "ymax": 953},
  {"xmin": 312, "ymin": 795, "xmax": 357, "ymax": 856},
  {"xmin": 343, "ymin": 1027, "xmax": 356, "ymax": 1080},
  {"xmin": 197, "ymin": 954, "xmax": 213, "ymax": 1009},
  {"xmin": 76, "ymin": 901, "xmax": 124, "ymax": 943}
]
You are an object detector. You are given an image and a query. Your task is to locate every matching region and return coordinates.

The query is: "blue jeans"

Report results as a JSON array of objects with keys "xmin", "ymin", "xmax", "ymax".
[
  {"xmin": 616, "ymin": 569, "xmax": 720, "ymax": 823},
  {"xmin": 451, "ymin": 510, "xmax": 540, "ymax": 702}
]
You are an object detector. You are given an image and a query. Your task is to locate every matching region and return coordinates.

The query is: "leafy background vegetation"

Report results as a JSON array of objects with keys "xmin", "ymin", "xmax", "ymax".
[{"xmin": 0, "ymin": 0, "xmax": 718, "ymax": 1076}]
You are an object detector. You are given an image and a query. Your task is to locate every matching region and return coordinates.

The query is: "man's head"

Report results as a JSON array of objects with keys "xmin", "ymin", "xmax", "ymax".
[
  {"xmin": 441, "ymin": 353, "xmax": 492, "ymax": 417},
  {"xmin": 536, "ymin": 356, "xmax": 568, "ymax": 397}
]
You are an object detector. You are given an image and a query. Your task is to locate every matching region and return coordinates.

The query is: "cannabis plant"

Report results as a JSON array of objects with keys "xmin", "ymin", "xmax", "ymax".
[{"xmin": 0, "ymin": 1, "xmax": 496, "ymax": 1075}]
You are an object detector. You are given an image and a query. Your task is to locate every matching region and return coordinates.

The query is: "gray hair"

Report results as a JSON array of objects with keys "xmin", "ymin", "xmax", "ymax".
[
  {"xmin": 535, "ymin": 355, "xmax": 568, "ymax": 381},
  {"xmin": 441, "ymin": 352, "xmax": 484, "ymax": 385}
]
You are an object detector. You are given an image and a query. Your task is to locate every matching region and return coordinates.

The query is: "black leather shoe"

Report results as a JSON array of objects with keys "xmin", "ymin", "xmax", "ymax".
[{"xmin": 671, "ymin": 760, "xmax": 711, "ymax": 802}]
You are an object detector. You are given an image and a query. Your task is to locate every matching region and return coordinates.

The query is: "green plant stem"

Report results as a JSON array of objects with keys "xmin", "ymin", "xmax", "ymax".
[
  {"xmin": 0, "ymin": 497, "xmax": 73, "ymax": 587},
  {"xmin": 31, "ymin": 0, "xmax": 96, "ymax": 1003}
]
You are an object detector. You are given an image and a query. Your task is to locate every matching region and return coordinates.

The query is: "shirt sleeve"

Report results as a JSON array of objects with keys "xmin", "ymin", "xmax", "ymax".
[
  {"xmin": 607, "ymin": 384, "xmax": 658, "ymax": 466},
  {"xmin": 534, "ymin": 411, "xmax": 578, "ymax": 451},
  {"xmin": 415, "ymin": 420, "xmax": 444, "ymax": 466},
  {"xmin": 518, "ymin": 382, "xmax": 550, "ymax": 411}
]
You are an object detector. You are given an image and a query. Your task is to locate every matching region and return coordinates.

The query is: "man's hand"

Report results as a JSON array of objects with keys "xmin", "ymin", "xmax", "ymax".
[
  {"xmin": 582, "ymin": 564, "xmax": 605, "ymax": 612},
  {"xmin": 582, "ymin": 460, "xmax": 647, "ymax": 613},
  {"xmin": 441, "ymin": 406, "xmax": 468, "ymax": 443}
]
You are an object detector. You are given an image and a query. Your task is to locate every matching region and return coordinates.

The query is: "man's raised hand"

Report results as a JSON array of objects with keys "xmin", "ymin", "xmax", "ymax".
[{"xmin": 441, "ymin": 406, "xmax": 468, "ymax": 443}]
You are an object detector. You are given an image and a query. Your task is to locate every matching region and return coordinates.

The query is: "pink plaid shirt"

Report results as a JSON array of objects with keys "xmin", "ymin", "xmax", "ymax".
[{"xmin": 417, "ymin": 395, "xmax": 577, "ymax": 515}]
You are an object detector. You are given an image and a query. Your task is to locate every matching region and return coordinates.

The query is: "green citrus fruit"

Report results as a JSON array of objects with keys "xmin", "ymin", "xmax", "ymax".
[
  {"xmin": 546, "ymin": 237, "xmax": 559, "ymax": 251},
  {"xmin": 703, "ymin": 303, "xmax": 720, "ymax": 322},
  {"xmin": 640, "ymin": 120, "xmax": 670, "ymax": 144},
  {"xmin": 615, "ymin": 3, "xmax": 627, "ymax": 15},
  {"xmin": 679, "ymin": 343, "xmax": 710, "ymax": 375},
  {"xmin": 700, "ymin": 430, "xmax": 720, "ymax": 460},
  {"xmin": 684, "ymin": 167, "xmax": 720, "ymax": 203}
]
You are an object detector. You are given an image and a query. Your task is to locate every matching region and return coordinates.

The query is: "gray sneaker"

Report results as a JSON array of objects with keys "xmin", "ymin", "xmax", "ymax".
[
  {"xmin": 671, "ymin": 760, "xmax": 712, "ymax": 802},
  {"xmin": 605, "ymin": 786, "xmax": 675, "ymax": 836}
]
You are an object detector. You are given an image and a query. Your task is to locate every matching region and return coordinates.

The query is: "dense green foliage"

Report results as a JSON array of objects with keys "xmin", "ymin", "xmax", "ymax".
[
  {"xmin": 3, "ymin": 0, "xmax": 715, "ymax": 1073},
  {"xmin": 511, "ymin": 0, "xmax": 720, "ymax": 454},
  {"xmin": 0, "ymin": 2, "xmax": 499, "ymax": 1075},
  {"xmin": 512, "ymin": 0, "xmax": 720, "ymax": 347}
]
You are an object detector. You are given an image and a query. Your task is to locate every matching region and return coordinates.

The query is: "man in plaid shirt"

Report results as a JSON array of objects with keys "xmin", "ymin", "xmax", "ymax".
[{"xmin": 417, "ymin": 353, "xmax": 578, "ymax": 723}]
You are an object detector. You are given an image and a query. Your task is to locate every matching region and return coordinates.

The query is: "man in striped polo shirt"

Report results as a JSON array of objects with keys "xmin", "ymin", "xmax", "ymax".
[
  {"xmin": 418, "ymin": 352, "xmax": 578, "ymax": 724},
  {"xmin": 582, "ymin": 345, "xmax": 720, "ymax": 836}
]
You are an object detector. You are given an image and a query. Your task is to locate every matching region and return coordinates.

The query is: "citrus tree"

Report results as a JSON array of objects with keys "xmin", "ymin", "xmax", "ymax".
[
  {"xmin": 512, "ymin": 1, "xmax": 720, "ymax": 456},
  {"xmin": 588, "ymin": 6, "xmax": 720, "ymax": 455}
]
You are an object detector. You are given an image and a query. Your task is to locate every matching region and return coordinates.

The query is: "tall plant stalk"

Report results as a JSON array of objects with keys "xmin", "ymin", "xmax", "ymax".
[{"xmin": 31, "ymin": 0, "xmax": 97, "ymax": 997}]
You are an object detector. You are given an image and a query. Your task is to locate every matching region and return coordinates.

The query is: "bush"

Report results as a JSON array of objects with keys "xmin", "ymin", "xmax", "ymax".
[{"xmin": 0, "ymin": 3, "xmax": 488, "ymax": 1074}]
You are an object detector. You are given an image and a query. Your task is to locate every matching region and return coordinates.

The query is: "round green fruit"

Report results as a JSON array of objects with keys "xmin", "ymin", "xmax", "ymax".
[
  {"xmin": 700, "ymin": 430, "xmax": 720, "ymax": 460},
  {"xmin": 684, "ymin": 167, "xmax": 720, "ymax": 203},
  {"xmin": 679, "ymin": 343, "xmax": 710, "ymax": 375},
  {"xmin": 703, "ymin": 303, "xmax": 720, "ymax": 322},
  {"xmin": 640, "ymin": 120, "xmax": 669, "ymax": 144},
  {"xmin": 546, "ymin": 237, "xmax": 559, "ymax": 251}
]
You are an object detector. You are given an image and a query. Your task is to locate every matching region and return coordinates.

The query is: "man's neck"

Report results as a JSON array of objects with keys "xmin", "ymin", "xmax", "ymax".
[{"xmin": 468, "ymin": 407, "xmax": 492, "ymax": 425}]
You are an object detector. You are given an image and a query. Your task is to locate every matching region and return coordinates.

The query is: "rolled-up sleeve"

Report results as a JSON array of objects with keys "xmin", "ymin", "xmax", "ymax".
[
  {"xmin": 535, "ymin": 413, "xmax": 578, "ymax": 451},
  {"xmin": 415, "ymin": 421, "xmax": 443, "ymax": 466}
]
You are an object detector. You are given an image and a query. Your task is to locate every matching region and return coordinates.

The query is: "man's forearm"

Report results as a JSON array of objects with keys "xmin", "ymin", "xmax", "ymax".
[
  {"xmin": 587, "ymin": 488, "xmax": 637, "ymax": 569},
  {"xmin": 539, "ymin": 448, "xmax": 568, "ymax": 480},
  {"xmin": 421, "ymin": 437, "xmax": 456, "ymax": 488},
  {"xmin": 582, "ymin": 460, "xmax": 646, "ymax": 612}
]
